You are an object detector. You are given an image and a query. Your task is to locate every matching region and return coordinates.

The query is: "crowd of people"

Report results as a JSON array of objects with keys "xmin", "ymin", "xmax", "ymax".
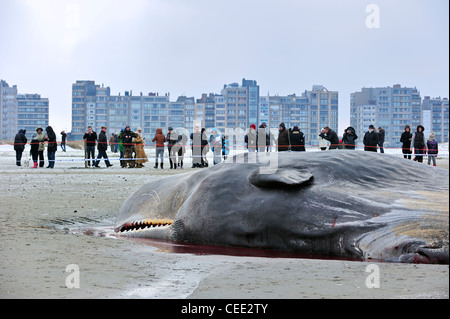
[
  {"xmin": 13, "ymin": 126, "xmax": 59, "ymax": 168},
  {"xmin": 12, "ymin": 123, "xmax": 440, "ymax": 169},
  {"xmin": 400, "ymin": 124, "xmax": 439, "ymax": 165}
]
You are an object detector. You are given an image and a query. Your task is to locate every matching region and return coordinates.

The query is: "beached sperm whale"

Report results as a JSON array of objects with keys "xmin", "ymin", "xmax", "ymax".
[{"xmin": 115, "ymin": 151, "xmax": 449, "ymax": 264}]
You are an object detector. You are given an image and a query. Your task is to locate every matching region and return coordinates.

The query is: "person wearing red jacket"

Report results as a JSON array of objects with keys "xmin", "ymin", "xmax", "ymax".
[{"xmin": 152, "ymin": 128, "xmax": 166, "ymax": 169}]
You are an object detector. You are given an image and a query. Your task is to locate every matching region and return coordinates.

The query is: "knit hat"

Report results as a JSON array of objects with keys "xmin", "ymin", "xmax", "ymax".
[
  {"xmin": 250, "ymin": 124, "xmax": 256, "ymax": 130},
  {"xmin": 428, "ymin": 132, "xmax": 435, "ymax": 140}
]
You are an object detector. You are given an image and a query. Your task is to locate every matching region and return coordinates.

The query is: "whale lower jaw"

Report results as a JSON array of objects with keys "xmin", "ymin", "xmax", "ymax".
[
  {"xmin": 115, "ymin": 219, "xmax": 173, "ymax": 240},
  {"xmin": 396, "ymin": 246, "xmax": 449, "ymax": 264}
]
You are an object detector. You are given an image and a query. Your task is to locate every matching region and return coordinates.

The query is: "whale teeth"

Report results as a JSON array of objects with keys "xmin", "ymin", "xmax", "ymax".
[{"xmin": 117, "ymin": 219, "xmax": 174, "ymax": 233}]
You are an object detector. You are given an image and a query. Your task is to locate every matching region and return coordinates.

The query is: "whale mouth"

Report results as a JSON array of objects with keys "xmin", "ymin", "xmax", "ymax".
[{"xmin": 115, "ymin": 219, "xmax": 173, "ymax": 233}]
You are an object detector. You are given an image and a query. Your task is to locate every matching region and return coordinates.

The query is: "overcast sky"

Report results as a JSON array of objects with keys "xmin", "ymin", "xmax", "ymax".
[{"xmin": 1, "ymin": 0, "xmax": 448, "ymax": 136}]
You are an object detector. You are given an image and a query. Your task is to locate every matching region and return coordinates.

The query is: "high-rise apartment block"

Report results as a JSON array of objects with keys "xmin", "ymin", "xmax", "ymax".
[
  {"xmin": 1, "ymin": 80, "xmax": 49, "ymax": 140},
  {"xmin": 351, "ymin": 85, "xmax": 423, "ymax": 147},
  {"xmin": 0, "ymin": 80, "xmax": 18, "ymax": 140},
  {"xmin": 261, "ymin": 85, "xmax": 338, "ymax": 145},
  {"xmin": 71, "ymin": 79, "xmax": 338, "ymax": 145},
  {"xmin": 17, "ymin": 94, "xmax": 50, "ymax": 137},
  {"xmin": 242, "ymin": 79, "xmax": 259, "ymax": 127},
  {"xmin": 221, "ymin": 81, "xmax": 249, "ymax": 130},
  {"xmin": 72, "ymin": 80, "xmax": 173, "ymax": 142},
  {"xmin": 421, "ymin": 96, "xmax": 449, "ymax": 143},
  {"xmin": 351, "ymin": 84, "xmax": 449, "ymax": 147}
]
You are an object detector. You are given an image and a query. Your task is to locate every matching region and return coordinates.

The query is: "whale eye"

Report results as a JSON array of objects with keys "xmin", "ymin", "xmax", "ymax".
[{"xmin": 249, "ymin": 168, "xmax": 314, "ymax": 189}]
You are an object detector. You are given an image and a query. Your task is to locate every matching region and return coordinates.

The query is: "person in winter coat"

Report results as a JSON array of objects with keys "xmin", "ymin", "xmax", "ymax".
[
  {"xmin": 412, "ymin": 125, "xmax": 426, "ymax": 163},
  {"xmin": 319, "ymin": 126, "xmax": 339, "ymax": 150},
  {"xmin": 222, "ymin": 135, "xmax": 230, "ymax": 161},
  {"xmin": 109, "ymin": 134, "xmax": 116, "ymax": 153},
  {"xmin": 400, "ymin": 125, "xmax": 413, "ymax": 160},
  {"xmin": 46, "ymin": 126, "xmax": 57, "ymax": 168},
  {"xmin": 113, "ymin": 133, "xmax": 119, "ymax": 153},
  {"xmin": 363, "ymin": 125, "xmax": 379, "ymax": 152},
  {"xmin": 257, "ymin": 122, "xmax": 274, "ymax": 152},
  {"xmin": 342, "ymin": 127, "xmax": 358, "ymax": 150},
  {"xmin": 201, "ymin": 128, "xmax": 209, "ymax": 167},
  {"xmin": 30, "ymin": 134, "xmax": 39, "ymax": 168},
  {"xmin": 34, "ymin": 126, "xmax": 47, "ymax": 167},
  {"xmin": 14, "ymin": 129, "xmax": 27, "ymax": 166},
  {"xmin": 277, "ymin": 123, "xmax": 290, "ymax": 152},
  {"xmin": 166, "ymin": 127, "xmax": 178, "ymax": 169},
  {"xmin": 60, "ymin": 130, "xmax": 67, "ymax": 152},
  {"xmin": 119, "ymin": 125, "xmax": 137, "ymax": 168},
  {"xmin": 209, "ymin": 128, "xmax": 218, "ymax": 150},
  {"xmin": 426, "ymin": 132, "xmax": 438, "ymax": 166},
  {"xmin": 319, "ymin": 128, "xmax": 328, "ymax": 151},
  {"xmin": 289, "ymin": 126, "xmax": 306, "ymax": 151},
  {"xmin": 134, "ymin": 127, "xmax": 148, "ymax": 168},
  {"xmin": 173, "ymin": 133, "xmax": 187, "ymax": 169},
  {"xmin": 209, "ymin": 128, "xmax": 222, "ymax": 165},
  {"xmin": 190, "ymin": 126, "xmax": 202, "ymax": 168},
  {"xmin": 378, "ymin": 127, "xmax": 385, "ymax": 153},
  {"xmin": 245, "ymin": 124, "xmax": 257, "ymax": 152},
  {"xmin": 212, "ymin": 135, "xmax": 223, "ymax": 165},
  {"xmin": 118, "ymin": 129, "xmax": 125, "ymax": 167},
  {"xmin": 190, "ymin": 127, "xmax": 208, "ymax": 168},
  {"xmin": 94, "ymin": 126, "xmax": 113, "ymax": 168},
  {"xmin": 83, "ymin": 126, "xmax": 97, "ymax": 167},
  {"xmin": 152, "ymin": 128, "xmax": 166, "ymax": 169}
]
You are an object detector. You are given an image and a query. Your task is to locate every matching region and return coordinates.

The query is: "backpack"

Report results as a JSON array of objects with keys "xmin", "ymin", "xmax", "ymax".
[{"xmin": 427, "ymin": 140, "xmax": 438, "ymax": 155}]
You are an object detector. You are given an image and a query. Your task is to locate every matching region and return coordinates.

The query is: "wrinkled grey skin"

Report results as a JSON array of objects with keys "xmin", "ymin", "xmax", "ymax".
[{"xmin": 115, "ymin": 151, "xmax": 449, "ymax": 264}]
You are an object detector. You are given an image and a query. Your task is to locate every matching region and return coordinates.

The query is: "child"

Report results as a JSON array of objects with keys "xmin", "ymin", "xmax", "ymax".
[{"xmin": 426, "ymin": 132, "xmax": 438, "ymax": 166}]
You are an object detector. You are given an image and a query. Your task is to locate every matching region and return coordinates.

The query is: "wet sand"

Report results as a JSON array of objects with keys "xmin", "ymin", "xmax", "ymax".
[{"xmin": 0, "ymin": 153, "xmax": 448, "ymax": 299}]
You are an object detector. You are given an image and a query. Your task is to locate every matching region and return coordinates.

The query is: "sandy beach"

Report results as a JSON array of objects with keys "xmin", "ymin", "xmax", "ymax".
[{"xmin": 0, "ymin": 145, "xmax": 448, "ymax": 299}]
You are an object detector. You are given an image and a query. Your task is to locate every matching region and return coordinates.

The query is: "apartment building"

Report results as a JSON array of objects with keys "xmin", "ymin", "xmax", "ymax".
[
  {"xmin": 262, "ymin": 85, "xmax": 338, "ymax": 145},
  {"xmin": 71, "ymin": 80, "xmax": 338, "ymax": 146},
  {"xmin": 1, "ymin": 80, "xmax": 49, "ymax": 140},
  {"xmin": 422, "ymin": 96, "xmax": 449, "ymax": 143},
  {"xmin": 350, "ymin": 84, "xmax": 422, "ymax": 147}
]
